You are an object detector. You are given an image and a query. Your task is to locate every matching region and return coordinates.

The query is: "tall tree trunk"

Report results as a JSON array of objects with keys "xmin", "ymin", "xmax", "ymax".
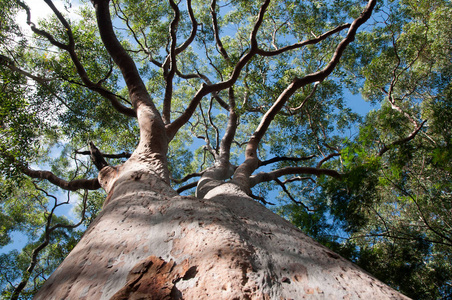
[{"xmin": 34, "ymin": 170, "xmax": 409, "ymax": 299}]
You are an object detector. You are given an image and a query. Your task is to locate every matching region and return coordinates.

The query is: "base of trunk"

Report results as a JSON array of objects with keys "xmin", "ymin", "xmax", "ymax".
[{"xmin": 34, "ymin": 173, "xmax": 409, "ymax": 299}]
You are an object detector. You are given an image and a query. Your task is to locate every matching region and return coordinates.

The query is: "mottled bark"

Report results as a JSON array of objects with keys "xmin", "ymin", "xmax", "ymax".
[{"xmin": 35, "ymin": 171, "xmax": 409, "ymax": 300}]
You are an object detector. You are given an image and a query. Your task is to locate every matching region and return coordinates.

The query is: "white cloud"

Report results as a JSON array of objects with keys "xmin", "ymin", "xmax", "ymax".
[{"xmin": 16, "ymin": 0, "xmax": 83, "ymax": 33}]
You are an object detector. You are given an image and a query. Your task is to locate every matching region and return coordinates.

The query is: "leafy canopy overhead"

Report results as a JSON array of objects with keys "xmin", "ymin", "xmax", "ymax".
[{"xmin": 1, "ymin": 0, "xmax": 451, "ymax": 298}]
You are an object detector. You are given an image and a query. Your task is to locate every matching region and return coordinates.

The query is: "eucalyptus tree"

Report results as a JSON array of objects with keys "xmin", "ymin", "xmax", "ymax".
[{"xmin": 0, "ymin": 0, "xmax": 432, "ymax": 298}]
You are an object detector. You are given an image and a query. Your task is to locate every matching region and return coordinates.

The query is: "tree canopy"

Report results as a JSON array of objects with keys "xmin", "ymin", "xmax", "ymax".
[{"xmin": 0, "ymin": 0, "xmax": 451, "ymax": 298}]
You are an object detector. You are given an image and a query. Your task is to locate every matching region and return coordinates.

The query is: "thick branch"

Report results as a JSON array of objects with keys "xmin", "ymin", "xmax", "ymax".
[
  {"xmin": 93, "ymin": 0, "xmax": 169, "ymax": 177},
  {"xmin": 218, "ymin": 88, "xmax": 238, "ymax": 166},
  {"xmin": 162, "ymin": 0, "xmax": 181, "ymax": 124},
  {"xmin": 21, "ymin": 166, "xmax": 100, "ymax": 190},
  {"xmin": 161, "ymin": 0, "xmax": 198, "ymax": 123},
  {"xmin": 208, "ymin": 97, "xmax": 221, "ymax": 152},
  {"xmin": 92, "ymin": 0, "xmax": 157, "ymax": 112},
  {"xmin": 89, "ymin": 142, "xmax": 109, "ymax": 171},
  {"xmin": 194, "ymin": 88, "xmax": 239, "ymax": 197},
  {"xmin": 176, "ymin": 0, "xmax": 198, "ymax": 54},
  {"xmin": 75, "ymin": 150, "xmax": 131, "ymax": 159},
  {"xmin": 176, "ymin": 181, "xmax": 198, "ymax": 193}
]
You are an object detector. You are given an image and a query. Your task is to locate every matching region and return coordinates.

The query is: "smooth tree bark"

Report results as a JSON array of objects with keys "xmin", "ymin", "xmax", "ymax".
[
  {"xmin": 5, "ymin": 0, "xmax": 413, "ymax": 298},
  {"xmin": 34, "ymin": 172, "xmax": 409, "ymax": 299}
]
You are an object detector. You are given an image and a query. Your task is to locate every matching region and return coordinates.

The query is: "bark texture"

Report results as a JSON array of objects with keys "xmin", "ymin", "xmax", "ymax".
[{"xmin": 34, "ymin": 171, "xmax": 409, "ymax": 299}]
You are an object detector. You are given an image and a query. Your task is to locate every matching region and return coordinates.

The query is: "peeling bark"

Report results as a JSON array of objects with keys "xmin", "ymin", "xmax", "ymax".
[
  {"xmin": 110, "ymin": 255, "xmax": 193, "ymax": 300},
  {"xmin": 34, "ymin": 172, "xmax": 410, "ymax": 300}
]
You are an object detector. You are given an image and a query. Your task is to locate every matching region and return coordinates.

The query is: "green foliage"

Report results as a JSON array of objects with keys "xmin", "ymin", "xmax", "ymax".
[
  {"xmin": 1, "ymin": 0, "xmax": 452, "ymax": 298},
  {"xmin": 276, "ymin": 0, "xmax": 452, "ymax": 298},
  {"xmin": 0, "ymin": 175, "xmax": 94, "ymax": 299}
]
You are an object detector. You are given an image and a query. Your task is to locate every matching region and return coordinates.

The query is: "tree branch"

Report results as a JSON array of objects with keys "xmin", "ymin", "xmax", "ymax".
[
  {"xmin": 176, "ymin": 181, "xmax": 198, "ymax": 193},
  {"xmin": 162, "ymin": 0, "xmax": 181, "ymax": 124},
  {"xmin": 174, "ymin": 0, "xmax": 198, "ymax": 54},
  {"xmin": 0, "ymin": 57, "xmax": 83, "ymax": 115},
  {"xmin": 89, "ymin": 142, "xmax": 109, "ymax": 171},
  {"xmin": 208, "ymin": 97, "xmax": 221, "ymax": 152},
  {"xmin": 261, "ymin": 155, "xmax": 316, "ymax": 166},
  {"xmin": 283, "ymin": 176, "xmax": 316, "ymax": 184},
  {"xmin": 197, "ymin": 101, "xmax": 217, "ymax": 157},
  {"xmin": 316, "ymin": 152, "xmax": 340, "ymax": 168},
  {"xmin": 378, "ymin": 120, "xmax": 427, "ymax": 156},
  {"xmin": 218, "ymin": 88, "xmax": 238, "ymax": 166},
  {"xmin": 75, "ymin": 150, "xmax": 132, "ymax": 159},
  {"xmin": 211, "ymin": 0, "xmax": 230, "ymax": 61},
  {"xmin": 250, "ymin": 166, "xmax": 342, "ymax": 187},
  {"xmin": 274, "ymin": 178, "xmax": 315, "ymax": 211},
  {"xmin": 249, "ymin": 193, "xmax": 275, "ymax": 206},
  {"xmin": 21, "ymin": 166, "xmax": 100, "ymax": 191},
  {"xmin": 93, "ymin": 0, "xmax": 169, "ymax": 175},
  {"xmin": 256, "ymin": 23, "xmax": 351, "ymax": 57},
  {"xmin": 92, "ymin": 0, "xmax": 157, "ymax": 112},
  {"xmin": 381, "ymin": 171, "xmax": 452, "ymax": 245},
  {"xmin": 253, "ymin": 0, "xmax": 376, "ymax": 150},
  {"xmin": 288, "ymin": 82, "xmax": 320, "ymax": 113},
  {"xmin": 171, "ymin": 170, "xmax": 205, "ymax": 184},
  {"xmin": 174, "ymin": 68, "xmax": 231, "ymax": 113}
]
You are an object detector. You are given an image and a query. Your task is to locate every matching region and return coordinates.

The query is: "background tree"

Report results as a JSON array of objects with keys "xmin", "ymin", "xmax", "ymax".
[
  {"xmin": 278, "ymin": 0, "xmax": 452, "ymax": 298},
  {"xmin": 0, "ymin": 0, "xmax": 448, "ymax": 298}
]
